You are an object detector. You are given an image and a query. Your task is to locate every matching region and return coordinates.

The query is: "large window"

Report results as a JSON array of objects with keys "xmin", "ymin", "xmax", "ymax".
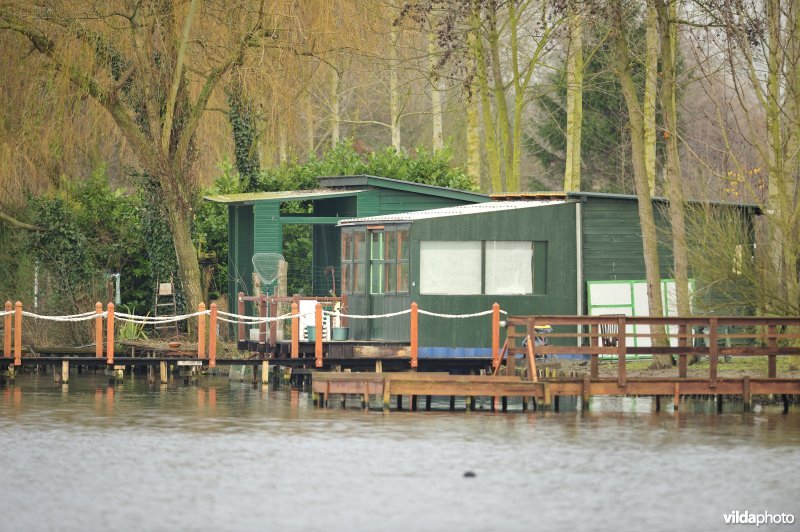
[
  {"xmin": 420, "ymin": 241, "xmax": 482, "ymax": 294},
  {"xmin": 341, "ymin": 229, "xmax": 366, "ymax": 294},
  {"xmin": 420, "ymin": 240, "xmax": 539, "ymax": 295},
  {"xmin": 485, "ymin": 241, "xmax": 533, "ymax": 294},
  {"xmin": 342, "ymin": 227, "xmax": 408, "ymax": 294}
]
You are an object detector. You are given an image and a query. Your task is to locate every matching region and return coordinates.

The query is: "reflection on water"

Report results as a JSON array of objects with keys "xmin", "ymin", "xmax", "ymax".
[{"xmin": 0, "ymin": 374, "xmax": 798, "ymax": 532}]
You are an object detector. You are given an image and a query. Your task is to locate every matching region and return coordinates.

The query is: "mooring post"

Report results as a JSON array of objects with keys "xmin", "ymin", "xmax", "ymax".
[
  {"xmin": 709, "ymin": 318, "xmax": 718, "ymax": 388},
  {"xmin": 106, "ymin": 303, "xmax": 115, "ymax": 366},
  {"xmin": 95, "ymin": 302, "xmax": 103, "ymax": 359},
  {"xmin": 197, "ymin": 302, "xmax": 206, "ymax": 359},
  {"xmin": 261, "ymin": 361, "xmax": 270, "ymax": 386},
  {"xmin": 315, "ymin": 303, "xmax": 323, "ymax": 368},
  {"xmin": 237, "ymin": 292, "xmax": 245, "ymax": 347},
  {"xmin": 767, "ymin": 325, "xmax": 778, "ymax": 379},
  {"xmin": 4, "ymin": 301, "xmax": 11, "ymax": 358},
  {"xmin": 291, "ymin": 302, "xmax": 299, "ymax": 358},
  {"xmin": 617, "ymin": 315, "xmax": 626, "ymax": 388},
  {"xmin": 209, "ymin": 303, "xmax": 217, "ymax": 369},
  {"xmin": 382, "ymin": 380, "xmax": 391, "ymax": 412},
  {"xmin": 269, "ymin": 298, "xmax": 278, "ymax": 348},
  {"xmin": 590, "ymin": 323, "xmax": 599, "ymax": 378},
  {"xmin": 160, "ymin": 361, "xmax": 168, "ymax": 384},
  {"xmin": 410, "ymin": 302, "xmax": 419, "ymax": 369},
  {"xmin": 743, "ymin": 376, "xmax": 751, "ymax": 412},
  {"xmin": 673, "ymin": 382, "xmax": 680, "ymax": 411},
  {"xmin": 14, "ymin": 301, "xmax": 22, "ymax": 366},
  {"xmin": 582, "ymin": 375, "xmax": 591, "ymax": 410},
  {"xmin": 61, "ymin": 360, "xmax": 69, "ymax": 385},
  {"xmin": 491, "ymin": 303, "xmax": 500, "ymax": 365}
]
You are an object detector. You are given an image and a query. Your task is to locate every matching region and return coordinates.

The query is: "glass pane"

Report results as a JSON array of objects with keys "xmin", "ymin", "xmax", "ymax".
[
  {"xmin": 342, "ymin": 232, "xmax": 353, "ymax": 261},
  {"xmin": 398, "ymin": 262, "xmax": 409, "ymax": 292},
  {"xmin": 341, "ymin": 263, "xmax": 350, "ymax": 294},
  {"xmin": 385, "ymin": 232, "xmax": 396, "ymax": 261},
  {"xmin": 370, "ymin": 231, "xmax": 384, "ymax": 260},
  {"xmin": 386, "ymin": 262, "xmax": 397, "ymax": 293},
  {"xmin": 370, "ymin": 262, "xmax": 383, "ymax": 294},
  {"xmin": 419, "ymin": 241, "xmax": 482, "ymax": 295},
  {"xmin": 398, "ymin": 230, "xmax": 409, "ymax": 260},
  {"xmin": 354, "ymin": 231, "xmax": 366, "ymax": 261},
  {"xmin": 485, "ymin": 241, "xmax": 533, "ymax": 294},
  {"xmin": 353, "ymin": 263, "xmax": 365, "ymax": 293}
]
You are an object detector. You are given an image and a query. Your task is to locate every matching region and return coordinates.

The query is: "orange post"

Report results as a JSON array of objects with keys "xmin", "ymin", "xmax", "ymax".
[
  {"xmin": 291, "ymin": 302, "xmax": 299, "ymax": 358},
  {"xmin": 95, "ymin": 302, "xmax": 103, "ymax": 358},
  {"xmin": 14, "ymin": 301, "xmax": 22, "ymax": 366},
  {"xmin": 106, "ymin": 303, "xmax": 115, "ymax": 365},
  {"xmin": 198, "ymin": 302, "xmax": 206, "ymax": 359},
  {"xmin": 209, "ymin": 303, "xmax": 217, "ymax": 368},
  {"xmin": 410, "ymin": 302, "xmax": 419, "ymax": 369},
  {"xmin": 315, "ymin": 302, "xmax": 323, "ymax": 368},
  {"xmin": 491, "ymin": 303, "xmax": 500, "ymax": 367},
  {"xmin": 237, "ymin": 292, "xmax": 245, "ymax": 344},
  {"xmin": 4, "ymin": 301, "xmax": 11, "ymax": 358}
]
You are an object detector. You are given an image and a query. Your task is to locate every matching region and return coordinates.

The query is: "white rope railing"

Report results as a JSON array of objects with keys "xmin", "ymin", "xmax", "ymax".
[
  {"xmin": 3, "ymin": 306, "xmax": 507, "ymax": 325},
  {"xmin": 21, "ymin": 310, "xmax": 106, "ymax": 322},
  {"xmin": 323, "ymin": 309, "xmax": 412, "ymax": 319},
  {"xmin": 417, "ymin": 308, "xmax": 507, "ymax": 319}
]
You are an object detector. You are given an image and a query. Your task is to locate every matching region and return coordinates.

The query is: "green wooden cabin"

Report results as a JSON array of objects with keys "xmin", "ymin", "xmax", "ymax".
[
  {"xmin": 204, "ymin": 175, "xmax": 488, "ymax": 301},
  {"xmin": 337, "ymin": 192, "xmax": 759, "ymax": 356}
]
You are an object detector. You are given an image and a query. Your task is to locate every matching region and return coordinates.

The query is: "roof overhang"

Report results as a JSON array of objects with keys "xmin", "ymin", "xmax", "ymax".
[{"xmin": 204, "ymin": 189, "xmax": 363, "ymax": 205}]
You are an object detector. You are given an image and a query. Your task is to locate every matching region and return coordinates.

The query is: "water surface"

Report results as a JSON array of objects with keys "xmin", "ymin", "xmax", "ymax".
[{"xmin": 1, "ymin": 374, "xmax": 798, "ymax": 532}]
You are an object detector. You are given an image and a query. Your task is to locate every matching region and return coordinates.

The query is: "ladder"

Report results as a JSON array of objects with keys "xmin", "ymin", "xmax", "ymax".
[{"xmin": 153, "ymin": 275, "xmax": 179, "ymax": 337}]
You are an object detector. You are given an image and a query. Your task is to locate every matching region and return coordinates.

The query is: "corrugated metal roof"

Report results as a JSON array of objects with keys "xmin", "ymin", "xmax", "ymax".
[
  {"xmin": 492, "ymin": 190, "xmax": 761, "ymax": 211},
  {"xmin": 204, "ymin": 189, "xmax": 363, "ymax": 204},
  {"xmin": 338, "ymin": 200, "xmax": 567, "ymax": 225}
]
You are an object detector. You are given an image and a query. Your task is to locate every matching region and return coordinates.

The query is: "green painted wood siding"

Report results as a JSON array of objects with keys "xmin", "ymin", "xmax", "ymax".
[
  {"xmin": 356, "ymin": 190, "xmax": 379, "ymax": 217},
  {"xmin": 346, "ymin": 203, "xmax": 578, "ymax": 347},
  {"xmin": 581, "ymin": 198, "xmax": 673, "ymax": 283},
  {"xmin": 253, "ymin": 202, "xmax": 282, "ymax": 256},
  {"xmin": 377, "ymin": 189, "xmax": 466, "ymax": 215}
]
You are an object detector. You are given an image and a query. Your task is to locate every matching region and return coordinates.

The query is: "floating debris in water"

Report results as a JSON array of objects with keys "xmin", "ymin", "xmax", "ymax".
[{"xmin": 463, "ymin": 471, "xmax": 476, "ymax": 478}]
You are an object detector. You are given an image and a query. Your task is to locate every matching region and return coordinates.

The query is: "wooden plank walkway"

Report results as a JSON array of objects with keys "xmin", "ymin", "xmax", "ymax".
[{"xmin": 311, "ymin": 371, "xmax": 800, "ymax": 413}]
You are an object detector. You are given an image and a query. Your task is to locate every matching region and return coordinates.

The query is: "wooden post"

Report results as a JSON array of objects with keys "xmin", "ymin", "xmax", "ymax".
[
  {"xmin": 258, "ymin": 296, "xmax": 267, "ymax": 350},
  {"xmin": 525, "ymin": 335, "xmax": 538, "ymax": 383},
  {"xmin": 14, "ymin": 301, "xmax": 22, "ymax": 366},
  {"xmin": 61, "ymin": 360, "xmax": 69, "ymax": 384},
  {"xmin": 491, "ymin": 303, "xmax": 500, "ymax": 365},
  {"xmin": 410, "ymin": 302, "xmax": 419, "ymax": 369},
  {"xmin": 341, "ymin": 293, "xmax": 349, "ymax": 327},
  {"xmin": 678, "ymin": 323, "xmax": 688, "ymax": 378},
  {"xmin": 617, "ymin": 315, "xmax": 626, "ymax": 388},
  {"xmin": 160, "ymin": 361, "xmax": 168, "ymax": 384},
  {"xmin": 95, "ymin": 302, "xmax": 103, "ymax": 358},
  {"xmin": 382, "ymin": 379, "xmax": 391, "ymax": 411},
  {"xmin": 291, "ymin": 302, "xmax": 299, "ymax": 358},
  {"xmin": 197, "ymin": 302, "xmax": 206, "ymax": 359},
  {"xmin": 590, "ymin": 323, "xmax": 599, "ymax": 378},
  {"xmin": 106, "ymin": 303, "xmax": 115, "ymax": 365},
  {"xmin": 582, "ymin": 375, "xmax": 590, "ymax": 410},
  {"xmin": 261, "ymin": 361, "xmax": 270, "ymax": 386},
  {"xmin": 767, "ymin": 325, "xmax": 777, "ymax": 378},
  {"xmin": 743, "ymin": 376, "xmax": 751, "ymax": 412},
  {"xmin": 269, "ymin": 298, "xmax": 278, "ymax": 348},
  {"xmin": 237, "ymin": 292, "xmax": 245, "ymax": 345},
  {"xmin": 315, "ymin": 302, "xmax": 323, "ymax": 368},
  {"xmin": 4, "ymin": 301, "xmax": 11, "ymax": 358},
  {"xmin": 673, "ymin": 382, "xmax": 680, "ymax": 410},
  {"xmin": 709, "ymin": 318, "xmax": 718, "ymax": 388},
  {"xmin": 209, "ymin": 303, "xmax": 217, "ymax": 368}
]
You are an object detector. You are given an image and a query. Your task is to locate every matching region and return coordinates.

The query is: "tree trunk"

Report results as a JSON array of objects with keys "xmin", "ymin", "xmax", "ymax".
[
  {"xmin": 487, "ymin": 0, "xmax": 512, "ymax": 191},
  {"xmin": 305, "ymin": 91, "xmax": 316, "ymax": 158},
  {"xmin": 644, "ymin": 0, "xmax": 659, "ymax": 195},
  {"xmin": 655, "ymin": 0, "xmax": 690, "ymax": 317},
  {"xmin": 564, "ymin": 0, "xmax": 584, "ymax": 192},
  {"xmin": 330, "ymin": 66, "xmax": 341, "ymax": 146},
  {"xmin": 466, "ymin": 91, "xmax": 482, "ymax": 187},
  {"xmin": 429, "ymin": 28, "xmax": 444, "ymax": 152},
  {"xmin": 390, "ymin": 27, "xmax": 402, "ymax": 151},
  {"xmin": 163, "ymin": 195, "xmax": 203, "ymax": 314},
  {"xmin": 611, "ymin": 0, "xmax": 670, "ymax": 368}
]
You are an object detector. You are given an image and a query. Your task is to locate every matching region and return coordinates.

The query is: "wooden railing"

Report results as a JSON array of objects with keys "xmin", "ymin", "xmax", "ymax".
[{"xmin": 502, "ymin": 315, "xmax": 800, "ymax": 387}]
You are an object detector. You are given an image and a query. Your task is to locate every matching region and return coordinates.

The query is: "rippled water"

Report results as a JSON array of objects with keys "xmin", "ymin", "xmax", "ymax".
[{"xmin": 0, "ymin": 374, "xmax": 798, "ymax": 532}]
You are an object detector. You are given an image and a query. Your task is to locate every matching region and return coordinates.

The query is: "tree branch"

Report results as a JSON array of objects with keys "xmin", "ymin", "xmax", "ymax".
[{"xmin": 0, "ymin": 210, "xmax": 41, "ymax": 231}]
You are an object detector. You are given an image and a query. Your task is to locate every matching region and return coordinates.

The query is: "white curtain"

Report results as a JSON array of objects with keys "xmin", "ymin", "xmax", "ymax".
[
  {"xmin": 485, "ymin": 241, "xmax": 532, "ymax": 294},
  {"xmin": 420, "ymin": 241, "xmax": 482, "ymax": 294}
]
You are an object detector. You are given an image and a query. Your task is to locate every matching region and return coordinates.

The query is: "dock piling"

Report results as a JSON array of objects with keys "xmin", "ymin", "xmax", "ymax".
[
  {"xmin": 14, "ymin": 301, "xmax": 22, "ymax": 366},
  {"xmin": 3, "ymin": 301, "xmax": 10, "ymax": 359}
]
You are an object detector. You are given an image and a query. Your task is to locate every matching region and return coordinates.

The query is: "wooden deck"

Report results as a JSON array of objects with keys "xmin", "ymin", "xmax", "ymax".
[{"xmin": 310, "ymin": 371, "xmax": 800, "ymax": 412}]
